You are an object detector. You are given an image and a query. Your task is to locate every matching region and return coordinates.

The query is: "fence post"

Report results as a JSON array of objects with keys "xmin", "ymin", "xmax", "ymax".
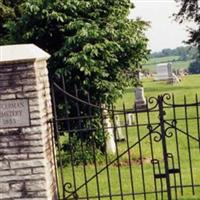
[
  {"xmin": 158, "ymin": 95, "xmax": 172, "ymax": 200},
  {"xmin": 0, "ymin": 44, "xmax": 58, "ymax": 199}
]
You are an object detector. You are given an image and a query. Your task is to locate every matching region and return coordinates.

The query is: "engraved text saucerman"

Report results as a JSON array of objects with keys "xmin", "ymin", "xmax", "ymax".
[{"xmin": 0, "ymin": 99, "xmax": 30, "ymax": 128}]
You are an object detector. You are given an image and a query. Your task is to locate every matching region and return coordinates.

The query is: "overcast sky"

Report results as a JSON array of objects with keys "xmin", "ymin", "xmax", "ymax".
[{"xmin": 129, "ymin": 0, "xmax": 193, "ymax": 52}]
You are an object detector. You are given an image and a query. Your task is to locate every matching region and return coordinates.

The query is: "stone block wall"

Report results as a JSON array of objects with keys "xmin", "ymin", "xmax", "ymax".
[{"xmin": 0, "ymin": 44, "xmax": 57, "ymax": 200}]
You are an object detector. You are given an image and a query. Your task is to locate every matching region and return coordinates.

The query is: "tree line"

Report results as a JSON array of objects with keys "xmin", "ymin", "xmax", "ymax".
[
  {"xmin": 150, "ymin": 46, "xmax": 200, "ymax": 74},
  {"xmin": 151, "ymin": 46, "xmax": 198, "ymax": 61}
]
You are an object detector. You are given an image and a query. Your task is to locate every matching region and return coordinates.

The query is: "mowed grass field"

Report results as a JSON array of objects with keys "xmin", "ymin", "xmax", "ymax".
[
  {"xmin": 58, "ymin": 75, "xmax": 200, "ymax": 200},
  {"xmin": 116, "ymin": 74, "xmax": 200, "ymax": 107},
  {"xmin": 143, "ymin": 56, "xmax": 193, "ymax": 72}
]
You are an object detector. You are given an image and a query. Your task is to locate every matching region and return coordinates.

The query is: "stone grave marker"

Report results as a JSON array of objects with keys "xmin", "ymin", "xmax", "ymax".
[
  {"xmin": 154, "ymin": 63, "xmax": 173, "ymax": 81},
  {"xmin": 134, "ymin": 87, "xmax": 146, "ymax": 109}
]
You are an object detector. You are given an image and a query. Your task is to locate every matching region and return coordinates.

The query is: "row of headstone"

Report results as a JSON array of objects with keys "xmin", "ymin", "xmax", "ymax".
[
  {"xmin": 103, "ymin": 110, "xmax": 135, "ymax": 155},
  {"xmin": 154, "ymin": 63, "xmax": 173, "ymax": 81},
  {"xmin": 154, "ymin": 63, "xmax": 180, "ymax": 84},
  {"xmin": 173, "ymin": 68, "xmax": 188, "ymax": 77}
]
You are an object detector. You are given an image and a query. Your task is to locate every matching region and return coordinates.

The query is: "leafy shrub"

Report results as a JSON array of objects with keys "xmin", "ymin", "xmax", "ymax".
[
  {"xmin": 58, "ymin": 133, "xmax": 105, "ymax": 166},
  {"xmin": 188, "ymin": 59, "xmax": 200, "ymax": 74}
]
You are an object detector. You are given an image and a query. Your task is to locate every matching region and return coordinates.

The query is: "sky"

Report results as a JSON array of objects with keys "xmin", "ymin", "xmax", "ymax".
[{"xmin": 129, "ymin": 0, "xmax": 194, "ymax": 52}]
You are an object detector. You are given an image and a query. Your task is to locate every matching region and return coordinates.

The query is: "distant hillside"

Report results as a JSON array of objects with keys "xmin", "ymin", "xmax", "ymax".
[
  {"xmin": 143, "ymin": 46, "xmax": 197, "ymax": 72},
  {"xmin": 150, "ymin": 46, "xmax": 198, "ymax": 61}
]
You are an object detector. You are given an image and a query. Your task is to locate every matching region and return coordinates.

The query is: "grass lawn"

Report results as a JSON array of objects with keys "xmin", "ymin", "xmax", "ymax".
[
  {"xmin": 116, "ymin": 74, "xmax": 200, "ymax": 107},
  {"xmin": 57, "ymin": 75, "xmax": 200, "ymax": 200}
]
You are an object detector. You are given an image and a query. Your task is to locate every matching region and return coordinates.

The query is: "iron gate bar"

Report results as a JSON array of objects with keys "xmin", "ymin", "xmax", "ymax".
[
  {"xmin": 64, "ymin": 124, "xmax": 160, "ymax": 199},
  {"xmin": 88, "ymin": 94, "xmax": 101, "ymax": 200},
  {"xmin": 123, "ymin": 103, "xmax": 135, "ymax": 200},
  {"xmin": 52, "ymin": 79, "xmax": 200, "ymax": 200},
  {"xmin": 153, "ymin": 159, "xmax": 165, "ymax": 200},
  {"xmin": 54, "ymin": 124, "xmax": 162, "ymax": 133},
  {"xmin": 171, "ymin": 184, "xmax": 200, "ymax": 189},
  {"xmin": 135, "ymin": 103, "xmax": 147, "ymax": 200},
  {"xmin": 54, "ymin": 81, "xmax": 162, "ymax": 114},
  {"xmin": 99, "ymin": 102, "xmax": 113, "ymax": 200},
  {"xmin": 164, "ymin": 121, "xmax": 200, "ymax": 142},
  {"xmin": 184, "ymin": 96, "xmax": 195, "ymax": 195},
  {"xmin": 164, "ymin": 117, "xmax": 200, "ymax": 121},
  {"xmin": 168, "ymin": 169, "xmax": 180, "ymax": 174},
  {"xmin": 195, "ymin": 94, "xmax": 200, "ymax": 152},
  {"xmin": 111, "ymin": 104, "xmax": 124, "ymax": 200},
  {"xmin": 61, "ymin": 76, "xmax": 78, "ymax": 198},
  {"xmin": 146, "ymin": 101, "xmax": 159, "ymax": 200},
  {"xmin": 172, "ymin": 94, "xmax": 183, "ymax": 196},
  {"xmin": 62, "ymin": 189, "xmax": 169, "ymax": 200},
  {"xmin": 74, "ymin": 86, "xmax": 90, "ymax": 200},
  {"xmin": 158, "ymin": 95, "xmax": 172, "ymax": 200},
  {"xmin": 167, "ymin": 153, "xmax": 178, "ymax": 200},
  {"xmin": 54, "ymin": 81, "xmax": 200, "ymax": 109}
]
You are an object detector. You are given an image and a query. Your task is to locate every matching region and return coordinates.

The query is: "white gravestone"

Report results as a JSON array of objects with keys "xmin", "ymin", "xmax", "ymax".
[
  {"xmin": 105, "ymin": 117, "xmax": 116, "ymax": 155},
  {"xmin": 134, "ymin": 87, "xmax": 146, "ymax": 109},
  {"xmin": 127, "ymin": 113, "xmax": 135, "ymax": 126},
  {"xmin": 115, "ymin": 115, "xmax": 125, "ymax": 141},
  {"xmin": 154, "ymin": 63, "xmax": 173, "ymax": 81},
  {"xmin": 102, "ymin": 110, "xmax": 116, "ymax": 155}
]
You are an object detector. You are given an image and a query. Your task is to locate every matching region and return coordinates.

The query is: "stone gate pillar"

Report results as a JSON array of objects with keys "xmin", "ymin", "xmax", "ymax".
[{"xmin": 0, "ymin": 44, "xmax": 58, "ymax": 200}]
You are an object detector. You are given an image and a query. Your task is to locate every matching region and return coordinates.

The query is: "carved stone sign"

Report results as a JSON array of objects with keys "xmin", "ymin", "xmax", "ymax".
[{"xmin": 0, "ymin": 99, "xmax": 30, "ymax": 128}]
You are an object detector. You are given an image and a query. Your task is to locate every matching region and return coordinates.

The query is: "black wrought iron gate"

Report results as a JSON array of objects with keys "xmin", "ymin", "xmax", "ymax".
[{"xmin": 51, "ymin": 81, "xmax": 200, "ymax": 200}]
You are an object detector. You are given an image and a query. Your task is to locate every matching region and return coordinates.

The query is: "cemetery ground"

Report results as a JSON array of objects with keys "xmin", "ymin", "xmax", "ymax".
[{"xmin": 57, "ymin": 74, "xmax": 200, "ymax": 200}]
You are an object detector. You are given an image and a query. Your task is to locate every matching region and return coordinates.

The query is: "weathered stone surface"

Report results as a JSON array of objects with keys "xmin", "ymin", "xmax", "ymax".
[
  {"xmin": 10, "ymin": 159, "xmax": 45, "ymax": 169},
  {"xmin": 0, "ymin": 44, "xmax": 57, "ymax": 200},
  {"xmin": 0, "ymin": 183, "xmax": 9, "ymax": 192},
  {"xmin": 0, "ymin": 169, "xmax": 15, "ymax": 176},
  {"xmin": 16, "ymin": 169, "xmax": 32, "ymax": 176},
  {"xmin": 26, "ymin": 180, "xmax": 46, "ymax": 191},
  {"xmin": 0, "ymin": 94, "xmax": 16, "ymax": 99},
  {"xmin": 1, "ymin": 174, "xmax": 45, "ymax": 182},
  {"xmin": 32, "ymin": 167, "xmax": 45, "ymax": 174}
]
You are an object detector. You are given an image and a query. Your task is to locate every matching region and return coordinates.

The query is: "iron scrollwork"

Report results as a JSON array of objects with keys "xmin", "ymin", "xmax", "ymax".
[
  {"xmin": 64, "ymin": 182, "xmax": 79, "ymax": 200},
  {"xmin": 153, "ymin": 131, "xmax": 162, "ymax": 142},
  {"xmin": 148, "ymin": 96, "xmax": 159, "ymax": 110},
  {"xmin": 164, "ymin": 119, "xmax": 177, "ymax": 138},
  {"xmin": 147, "ymin": 124, "xmax": 162, "ymax": 142},
  {"xmin": 162, "ymin": 93, "xmax": 172, "ymax": 106}
]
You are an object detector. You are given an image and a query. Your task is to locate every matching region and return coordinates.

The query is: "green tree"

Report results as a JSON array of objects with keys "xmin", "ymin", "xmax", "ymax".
[
  {"xmin": 1, "ymin": 0, "xmax": 149, "ymax": 162},
  {"xmin": 4, "ymin": 0, "xmax": 149, "ymax": 104},
  {"xmin": 0, "ymin": 0, "xmax": 24, "ymax": 44},
  {"xmin": 188, "ymin": 59, "xmax": 200, "ymax": 74},
  {"xmin": 175, "ymin": 0, "xmax": 200, "ymax": 53},
  {"xmin": 173, "ymin": 0, "xmax": 200, "ymax": 67}
]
